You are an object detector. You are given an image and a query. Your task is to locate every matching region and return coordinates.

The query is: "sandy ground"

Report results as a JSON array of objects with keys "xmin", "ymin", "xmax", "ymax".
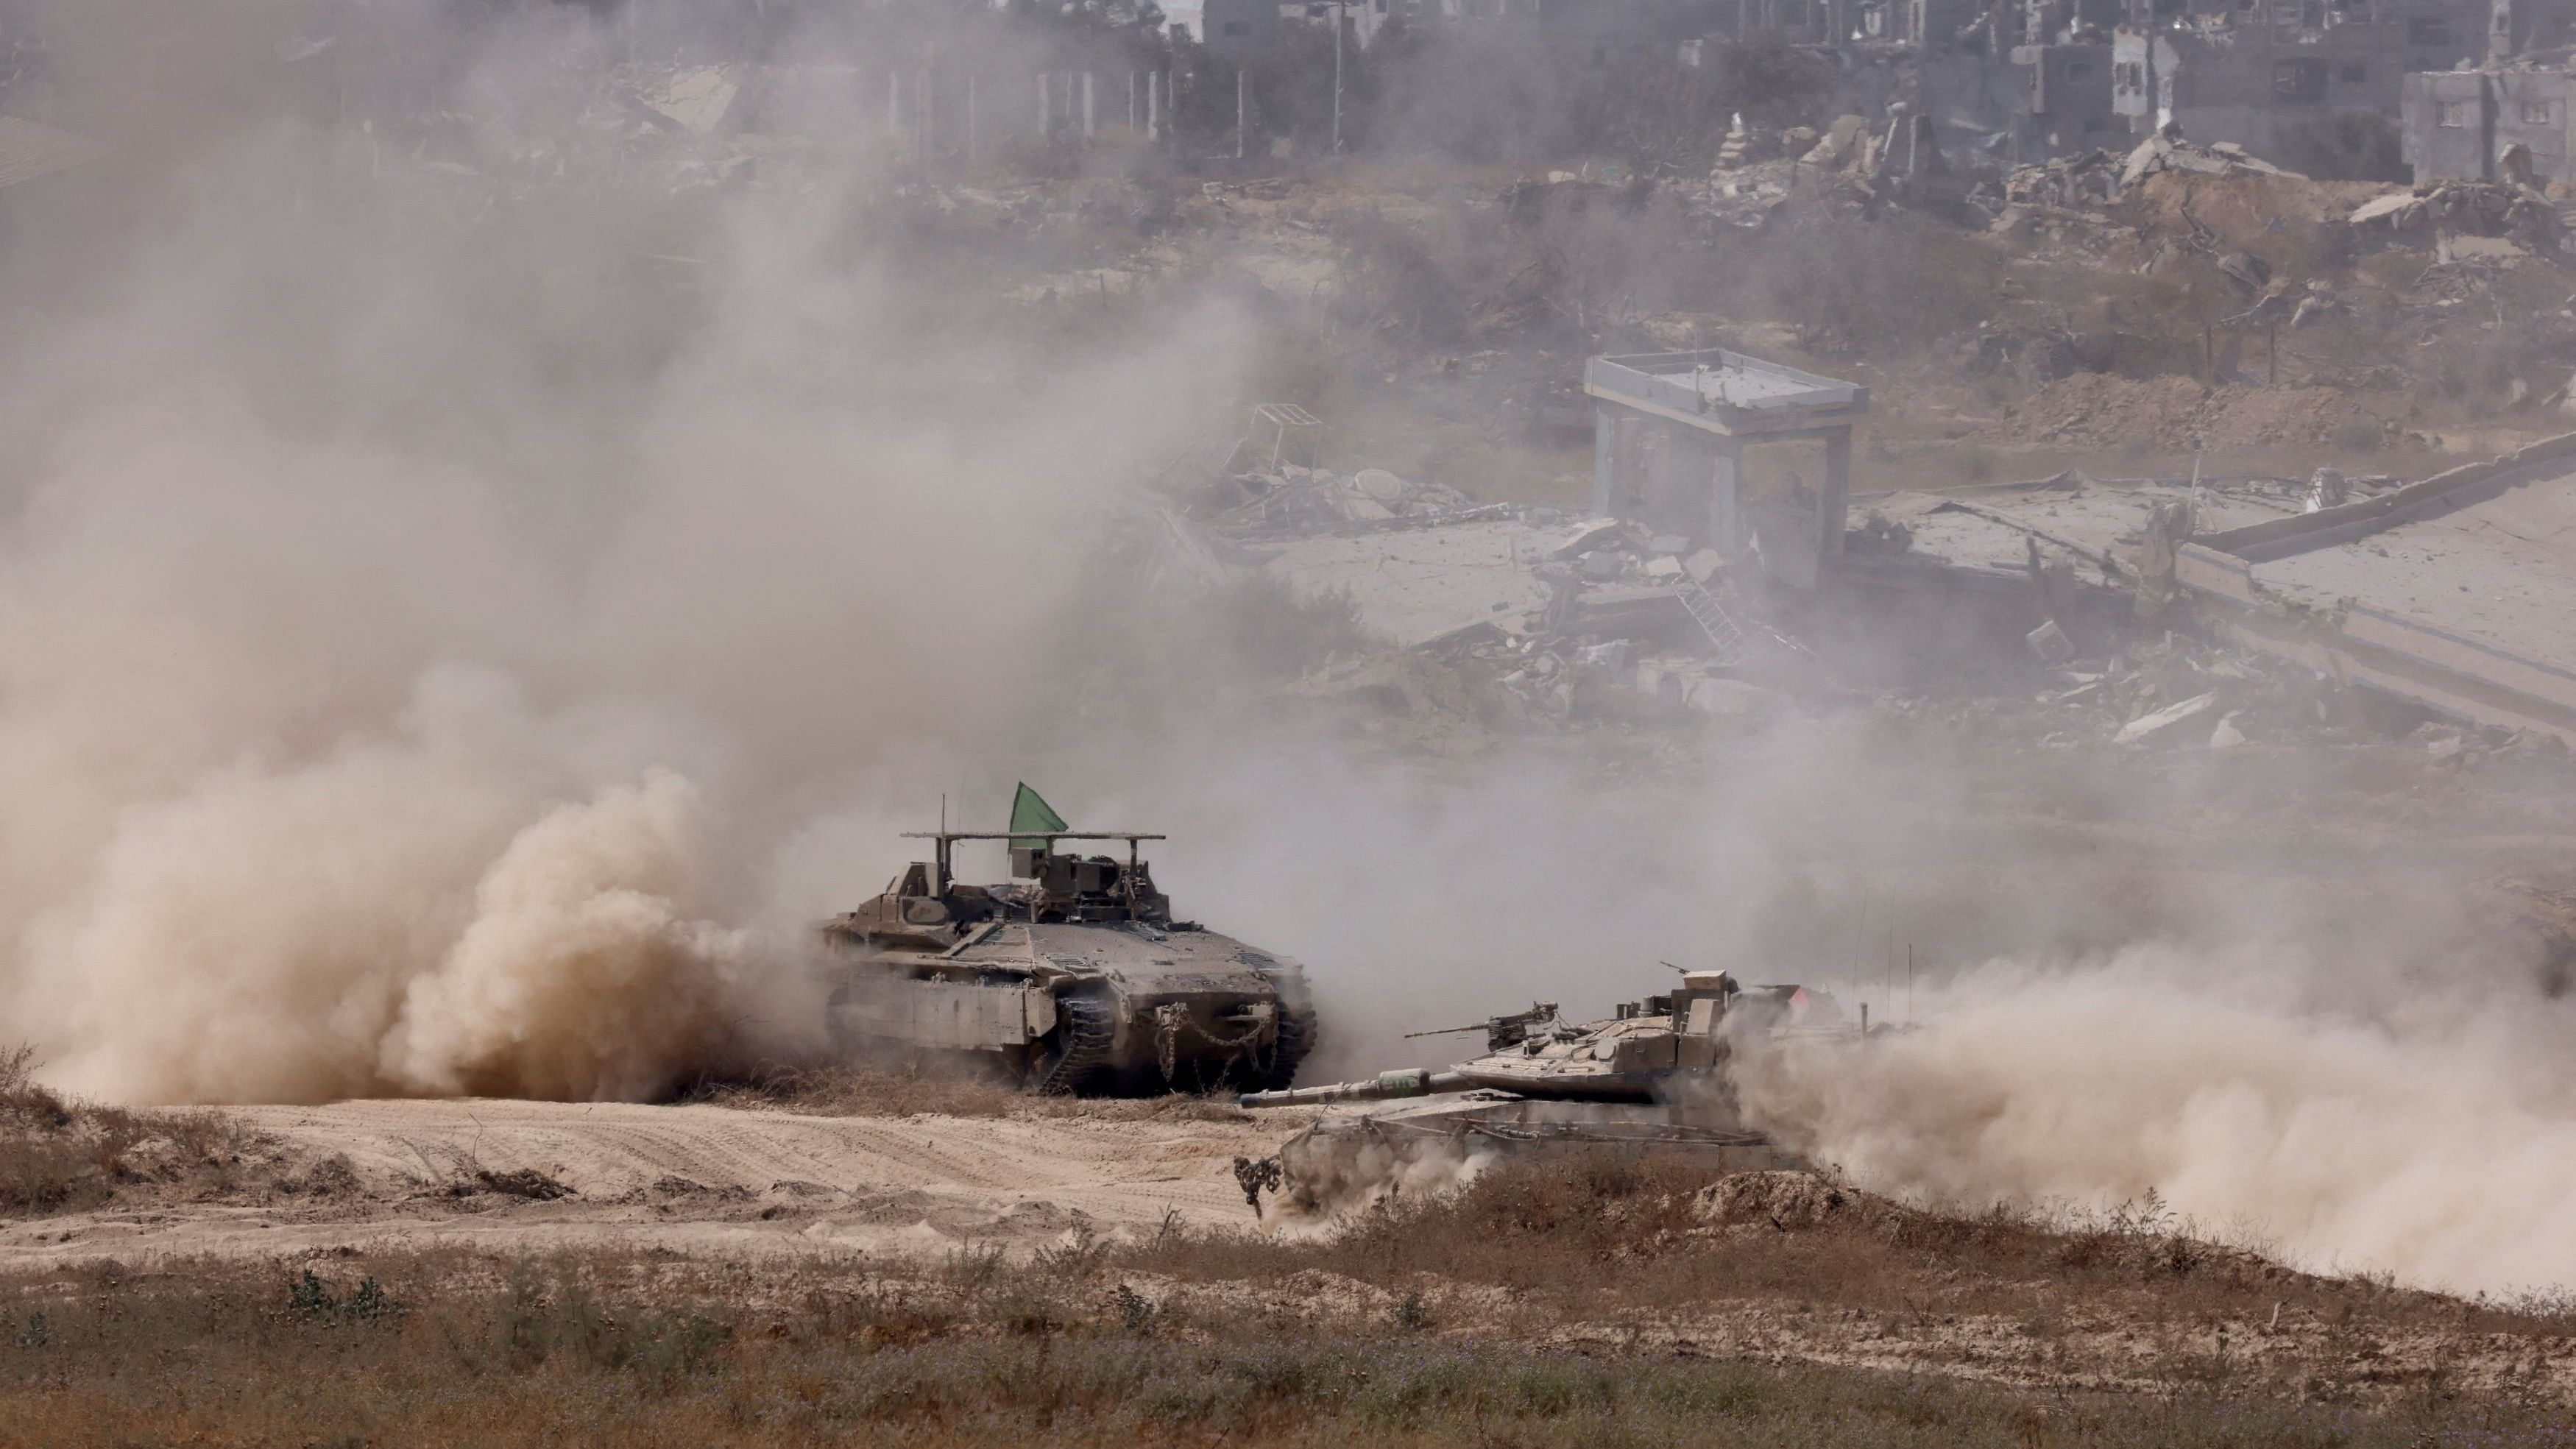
[{"xmin": 0, "ymin": 1099, "xmax": 1299, "ymax": 1270}]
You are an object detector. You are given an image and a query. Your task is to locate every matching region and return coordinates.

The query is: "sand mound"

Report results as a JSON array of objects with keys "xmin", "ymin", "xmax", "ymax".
[{"xmin": 1694, "ymin": 1170, "xmax": 1900, "ymax": 1230}]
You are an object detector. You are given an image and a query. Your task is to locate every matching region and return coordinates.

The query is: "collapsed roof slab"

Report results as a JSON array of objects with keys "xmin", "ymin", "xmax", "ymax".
[
  {"xmin": 2179, "ymin": 433, "xmax": 2576, "ymax": 743},
  {"xmin": 1259, "ymin": 517, "xmax": 1562, "ymax": 651},
  {"xmin": 1856, "ymin": 476, "xmax": 2296, "ymax": 594}
]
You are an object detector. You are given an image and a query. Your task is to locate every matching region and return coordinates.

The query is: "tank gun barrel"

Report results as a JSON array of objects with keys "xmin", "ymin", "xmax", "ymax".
[{"xmin": 1239, "ymin": 1068, "xmax": 1467, "ymax": 1109}]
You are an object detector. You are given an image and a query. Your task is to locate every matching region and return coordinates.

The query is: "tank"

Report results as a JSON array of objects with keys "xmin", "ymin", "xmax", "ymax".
[
  {"xmin": 1231, "ymin": 971, "xmax": 1845, "ymax": 1216},
  {"xmin": 816, "ymin": 808, "xmax": 1317, "ymax": 1096}
]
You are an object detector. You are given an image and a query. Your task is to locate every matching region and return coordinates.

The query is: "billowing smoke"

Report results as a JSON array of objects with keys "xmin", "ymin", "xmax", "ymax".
[
  {"xmin": 1733, "ymin": 946, "xmax": 2576, "ymax": 1296},
  {"xmin": 0, "ymin": 2, "xmax": 1246, "ymax": 1102},
  {"xmin": 1, "ymin": 1, "xmax": 2572, "ymax": 1305}
]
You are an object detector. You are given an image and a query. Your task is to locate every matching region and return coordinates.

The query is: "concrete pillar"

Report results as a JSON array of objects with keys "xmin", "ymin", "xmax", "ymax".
[
  {"xmin": 1083, "ymin": 72, "xmax": 1096, "ymax": 138},
  {"xmin": 1590, "ymin": 407, "xmax": 1617, "ymax": 517},
  {"xmin": 1710, "ymin": 441, "xmax": 1744, "ymax": 553},
  {"xmin": 1819, "ymin": 428, "xmax": 1853, "ymax": 560},
  {"xmin": 1037, "ymin": 71, "xmax": 1050, "ymax": 138},
  {"xmin": 1666, "ymin": 425, "xmax": 1713, "ymax": 539}
]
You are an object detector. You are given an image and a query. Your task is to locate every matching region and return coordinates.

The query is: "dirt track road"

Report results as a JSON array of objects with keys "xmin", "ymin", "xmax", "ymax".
[{"xmin": 0, "ymin": 1099, "xmax": 1299, "ymax": 1270}]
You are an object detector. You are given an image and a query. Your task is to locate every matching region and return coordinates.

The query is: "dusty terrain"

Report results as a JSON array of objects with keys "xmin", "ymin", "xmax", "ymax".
[
  {"xmin": 8, "ymin": 13, "xmax": 2576, "ymax": 1446},
  {"xmin": 0, "ymin": 1095, "xmax": 1303, "ymax": 1269},
  {"xmin": 5, "ymin": 1125, "xmax": 2572, "ymax": 1447}
]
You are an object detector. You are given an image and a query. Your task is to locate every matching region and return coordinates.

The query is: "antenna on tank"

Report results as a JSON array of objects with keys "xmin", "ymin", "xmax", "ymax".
[{"xmin": 1852, "ymin": 901, "xmax": 1868, "ymax": 1029}]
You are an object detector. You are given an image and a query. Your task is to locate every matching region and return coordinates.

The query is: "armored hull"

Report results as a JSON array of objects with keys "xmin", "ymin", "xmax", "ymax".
[
  {"xmin": 818, "ymin": 820, "xmax": 1316, "ymax": 1095},
  {"xmin": 1238, "ymin": 972, "xmax": 1844, "ymax": 1215},
  {"xmin": 1270, "ymin": 1094, "xmax": 1805, "ymax": 1217}
]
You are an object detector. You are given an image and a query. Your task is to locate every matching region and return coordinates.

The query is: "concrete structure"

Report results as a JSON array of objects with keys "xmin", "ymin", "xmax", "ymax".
[
  {"xmin": 2403, "ymin": 64, "xmax": 2576, "ymax": 182},
  {"xmin": 1179, "ymin": 0, "xmax": 1287, "ymax": 57},
  {"xmin": 2111, "ymin": 12, "xmax": 2468, "ymax": 159},
  {"xmin": 1585, "ymin": 350, "xmax": 1868, "ymax": 589},
  {"xmin": 2006, "ymin": 41, "xmax": 2122, "ymax": 157},
  {"xmin": 1846, "ymin": 450, "xmax": 2576, "ymax": 743},
  {"xmin": 2177, "ymin": 436, "xmax": 2576, "ymax": 744}
]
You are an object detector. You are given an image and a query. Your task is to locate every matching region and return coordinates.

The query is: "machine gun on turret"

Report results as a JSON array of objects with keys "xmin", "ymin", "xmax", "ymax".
[{"xmin": 1400, "ymin": 1002, "xmax": 1558, "ymax": 1054}]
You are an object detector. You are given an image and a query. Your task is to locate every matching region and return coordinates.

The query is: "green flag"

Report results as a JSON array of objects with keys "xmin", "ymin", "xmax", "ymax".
[{"xmin": 1008, "ymin": 782, "xmax": 1069, "ymax": 850}]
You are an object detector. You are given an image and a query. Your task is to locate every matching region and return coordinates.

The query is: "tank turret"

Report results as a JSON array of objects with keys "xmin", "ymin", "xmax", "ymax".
[
  {"xmin": 815, "ymin": 785, "xmax": 1317, "ymax": 1096},
  {"xmin": 1234, "ymin": 969, "xmax": 1852, "ymax": 1218},
  {"xmin": 1241, "ymin": 971, "xmax": 1841, "ymax": 1109}
]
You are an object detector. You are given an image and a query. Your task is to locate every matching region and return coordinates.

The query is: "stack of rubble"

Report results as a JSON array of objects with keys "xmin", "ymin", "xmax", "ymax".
[
  {"xmin": 2348, "ymin": 180, "xmax": 2561, "ymax": 259},
  {"xmin": 2118, "ymin": 124, "xmax": 2301, "ymax": 188},
  {"xmin": 1459, "ymin": 517, "xmax": 1797, "ymax": 723},
  {"xmin": 1883, "ymin": 612, "xmax": 2549, "ymax": 756},
  {"xmin": 1685, "ymin": 108, "xmax": 1964, "ymax": 232},
  {"xmin": 1206, "ymin": 466, "xmax": 1485, "ymax": 538},
  {"xmin": 1250, "ymin": 501, "xmax": 1802, "ymax": 728},
  {"xmin": 2000, "ymin": 149, "xmax": 2123, "ymax": 210},
  {"xmin": 1711, "ymin": 113, "xmax": 1777, "ymax": 171}
]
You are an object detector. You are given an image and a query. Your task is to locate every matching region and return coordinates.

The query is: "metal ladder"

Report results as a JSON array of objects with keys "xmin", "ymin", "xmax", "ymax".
[{"xmin": 1677, "ymin": 581, "xmax": 1747, "ymax": 667}]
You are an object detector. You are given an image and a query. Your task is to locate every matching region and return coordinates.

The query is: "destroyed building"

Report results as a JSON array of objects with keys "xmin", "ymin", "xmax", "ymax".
[
  {"xmin": 1847, "ymin": 434, "xmax": 2576, "ymax": 748},
  {"xmin": 2110, "ymin": 1, "xmax": 2474, "ymax": 161},
  {"xmin": 1586, "ymin": 350, "xmax": 1868, "ymax": 590},
  {"xmin": 2176, "ymin": 441, "xmax": 2576, "ymax": 744},
  {"xmin": 2000, "ymin": 40, "xmax": 2122, "ymax": 156},
  {"xmin": 1170, "ymin": 0, "xmax": 1289, "ymax": 57},
  {"xmin": 2402, "ymin": 60, "xmax": 2576, "ymax": 182}
]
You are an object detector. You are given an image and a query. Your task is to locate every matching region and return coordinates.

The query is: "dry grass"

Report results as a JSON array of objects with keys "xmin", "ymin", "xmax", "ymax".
[
  {"xmin": 1, "ymin": 1243, "xmax": 2568, "ymax": 1448},
  {"xmin": 0, "ymin": 1044, "xmax": 264, "ymax": 1218},
  {"xmin": 1127, "ymin": 1155, "xmax": 2576, "ymax": 1367}
]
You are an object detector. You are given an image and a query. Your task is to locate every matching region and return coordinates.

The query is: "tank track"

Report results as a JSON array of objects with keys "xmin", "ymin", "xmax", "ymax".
[
  {"xmin": 1256, "ymin": 999, "xmax": 1320, "ymax": 1092},
  {"xmin": 1033, "ymin": 990, "xmax": 1117, "ymax": 1095}
]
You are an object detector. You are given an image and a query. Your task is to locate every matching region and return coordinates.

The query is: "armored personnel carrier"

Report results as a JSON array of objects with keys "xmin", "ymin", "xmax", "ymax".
[
  {"xmin": 817, "ymin": 790, "xmax": 1317, "ymax": 1096},
  {"xmin": 1234, "ymin": 971, "xmax": 1844, "ymax": 1216}
]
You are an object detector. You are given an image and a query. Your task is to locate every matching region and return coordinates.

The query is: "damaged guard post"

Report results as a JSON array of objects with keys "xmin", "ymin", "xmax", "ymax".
[{"xmin": 1585, "ymin": 350, "xmax": 1868, "ymax": 592}]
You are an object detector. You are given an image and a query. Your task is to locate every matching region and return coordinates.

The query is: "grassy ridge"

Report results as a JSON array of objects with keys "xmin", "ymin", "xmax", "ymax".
[{"xmin": 1, "ymin": 1256, "xmax": 2567, "ymax": 1448}]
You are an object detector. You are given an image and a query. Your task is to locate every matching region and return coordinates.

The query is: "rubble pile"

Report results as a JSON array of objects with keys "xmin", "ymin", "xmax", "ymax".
[
  {"xmin": 1995, "ymin": 373, "xmax": 2399, "ymax": 450},
  {"xmin": 2348, "ymin": 180, "xmax": 2562, "ymax": 258},
  {"xmin": 1446, "ymin": 517, "xmax": 1791, "ymax": 725},
  {"xmin": 1194, "ymin": 453, "xmax": 1797, "ymax": 729},
  {"xmin": 1686, "ymin": 153, "xmax": 1811, "ymax": 232},
  {"xmin": 1687, "ymin": 108, "xmax": 1964, "ymax": 233},
  {"xmin": 1999, "ymin": 148, "xmax": 2123, "ymax": 210},
  {"xmin": 1888, "ymin": 631, "xmax": 2366, "ymax": 754},
  {"xmin": 1202, "ymin": 464, "xmax": 1487, "ymax": 538},
  {"xmin": 2118, "ymin": 124, "xmax": 2301, "ymax": 189}
]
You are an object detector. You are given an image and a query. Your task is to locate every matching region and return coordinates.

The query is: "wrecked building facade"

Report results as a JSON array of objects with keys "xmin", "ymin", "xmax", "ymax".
[
  {"xmin": 2110, "ymin": 3, "xmax": 2474, "ymax": 161},
  {"xmin": 2402, "ymin": 63, "xmax": 2576, "ymax": 182},
  {"xmin": 1585, "ymin": 350, "xmax": 1869, "ymax": 589}
]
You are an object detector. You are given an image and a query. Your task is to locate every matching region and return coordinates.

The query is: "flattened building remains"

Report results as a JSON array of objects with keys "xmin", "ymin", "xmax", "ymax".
[
  {"xmin": 2402, "ymin": 0, "xmax": 2576, "ymax": 185},
  {"xmin": 1200, "ymin": 0, "xmax": 2571, "ymax": 170}
]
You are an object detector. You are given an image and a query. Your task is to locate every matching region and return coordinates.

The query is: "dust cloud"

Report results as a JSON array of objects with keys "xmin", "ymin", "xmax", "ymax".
[
  {"xmin": 0, "ymin": 2, "xmax": 1245, "ymax": 1102},
  {"xmin": 1734, "ymin": 946, "xmax": 2576, "ymax": 1296},
  {"xmin": 0, "ymin": 1, "xmax": 2569, "ymax": 1302}
]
